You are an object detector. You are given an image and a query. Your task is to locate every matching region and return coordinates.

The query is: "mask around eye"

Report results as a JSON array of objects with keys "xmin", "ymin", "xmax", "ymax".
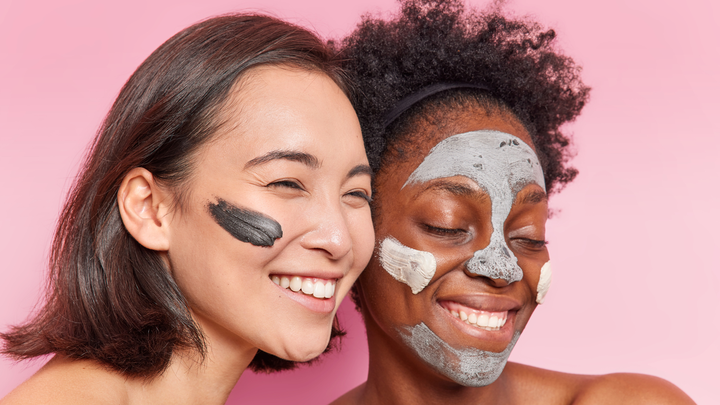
[{"xmin": 403, "ymin": 130, "xmax": 545, "ymax": 284}]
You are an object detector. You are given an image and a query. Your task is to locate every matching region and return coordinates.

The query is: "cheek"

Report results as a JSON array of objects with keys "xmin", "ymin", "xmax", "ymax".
[
  {"xmin": 535, "ymin": 261, "xmax": 552, "ymax": 304},
  {"xmin": 378, "ymin": 237, "xmax": 437, "ymax": 294},
  {"xmin": 516, "ymin": 253, "xmax": 550, "ymax": 302},
  {"xmin": 349, "ymin": 208, "xmax": 376, "ymax": 270},
  {"xmin": 359, "ymin": 259, "xmax": 411, "ymax": 334},
  {"xmin": 207, "ymin": 199, "xmax": 283, "ymax": 247},
  {"xmin": 360, "ymin": 255, "xmax": 410, "ymax": 308}
]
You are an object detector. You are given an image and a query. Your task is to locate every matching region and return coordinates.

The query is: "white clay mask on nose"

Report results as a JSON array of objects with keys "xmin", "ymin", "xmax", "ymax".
[
  {"xmin": 379, "ymin": 237, "xmax": 437, "ymax": 294},
  {"xmin": 536, "ymin": 261, "xmax": 552, "ymax": 304},
  {"xmin": 404, "ymin": 130, "xmax": 545, "ymax": 283}
]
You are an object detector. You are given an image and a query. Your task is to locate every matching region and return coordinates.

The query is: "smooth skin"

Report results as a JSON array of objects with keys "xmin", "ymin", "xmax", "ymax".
[
  {"xmin": 3, "ymin": 66, "xmax": 375, "ymax": 405},
  {"xmin": 332, "ymin": 104, "xmax": 695, "ymax": 405}
]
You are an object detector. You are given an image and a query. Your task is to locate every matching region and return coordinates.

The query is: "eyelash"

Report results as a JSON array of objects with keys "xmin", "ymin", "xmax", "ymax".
[
  {"xmin": 516, "ymin": 238, "xmax": 548, "ymax": 250},
  {"xmin": 269, "ymin": 181, "xmax": 371, "ymax": 203},
  {"xmin": 424, "ymin": 224, "xmax": 467, "ymax": 236},
  {"xmin": 267, "ymin": 180, "xmax": 304, "ymax": 191},
  {"xmin": 347, "ymin": 190, "xmax": 372, "ymax": 203}
]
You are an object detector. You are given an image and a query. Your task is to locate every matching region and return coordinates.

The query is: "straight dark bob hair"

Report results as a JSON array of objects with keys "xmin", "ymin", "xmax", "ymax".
[{"xmin": 1, "ymin": 13, "xmax": 349, "ymax": 378}]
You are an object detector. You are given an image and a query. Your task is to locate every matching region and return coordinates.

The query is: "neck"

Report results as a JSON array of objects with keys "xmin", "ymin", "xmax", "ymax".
[{"xmin": 125, "ymin": 312, "xmax": 257, "ymax": 405}]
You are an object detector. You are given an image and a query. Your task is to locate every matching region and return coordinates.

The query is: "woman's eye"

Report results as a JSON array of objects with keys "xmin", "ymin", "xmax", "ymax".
[
  {"xmin": 267, "ymin": 180, "xmax": 304, "ymax": 191},
  {"xmin": 514, "ymin": 238, "xmax": 548, "ymax": 250},
  {"xmin": 424, "ymin": 224, "xmax": 467, "ymax": 237},
  {"xmin": 346, "ymin": 190, "xmax": 372, "ymax": 204}
]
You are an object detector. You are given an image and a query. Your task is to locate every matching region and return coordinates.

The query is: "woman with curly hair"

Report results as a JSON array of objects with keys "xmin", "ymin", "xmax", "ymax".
[
  {"xmin": 1, "ymin": 13, "xmax": 374, "ymax": 404},
  {"xmin": 332, "ymin": 0, "xmax": 694, "ymax": 403}
]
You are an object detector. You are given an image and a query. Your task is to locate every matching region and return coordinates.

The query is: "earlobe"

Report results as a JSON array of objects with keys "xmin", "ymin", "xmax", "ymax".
[{"xmin": 117, "ymin": 167, "xmax": 171, "ymax": 251}]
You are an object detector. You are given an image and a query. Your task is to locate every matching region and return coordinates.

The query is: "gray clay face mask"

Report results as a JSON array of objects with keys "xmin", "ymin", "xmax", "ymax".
[
  {"xmin": 208, "ymin": 198, "xmax": 283, "ymax": 247},
  {"xmin": 399, "ymin": 322, "xmax": 520, "ymax": 387},
  {"xmin": 404, "ymin": 130, "xmax": 545, "ymax": 283}
]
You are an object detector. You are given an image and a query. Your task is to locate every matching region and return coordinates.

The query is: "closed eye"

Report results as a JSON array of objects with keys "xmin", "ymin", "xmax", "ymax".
[
  {"xmin": 346, "ymin": 190, "xmax": 372, "ymax": 204},
  {"xmin": 423, "ymin": 224, "xmax": 467, "ymax": 237},
  {"xmin": 513, "ymin": 238, "xmax": 548, "ymax": 250},
  {"xmin": 267, "ymin": 180, "xmax": 305, "ymax": 191}
]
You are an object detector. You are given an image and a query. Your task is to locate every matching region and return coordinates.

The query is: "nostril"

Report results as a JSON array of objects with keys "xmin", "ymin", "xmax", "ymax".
[{"xmin": 488, "ymin": 276, "xmax": 510, "ymax": 288}]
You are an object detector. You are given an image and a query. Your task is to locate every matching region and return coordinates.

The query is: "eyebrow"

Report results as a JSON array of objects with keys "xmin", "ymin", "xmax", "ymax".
[
  {"xmin": 245, "ymin": 150, "xmax": 320, "ymax": 170},
  {"xmin": 415, "ymin": 179, "xmax": 489, "ymax": 202},
  {"xmin": 347, "ymin": 164, "xmax": 373, "ymax": 180},
  {"xmin": 515, "ymin": 189, "xmax": 548, "ymax": 205}
]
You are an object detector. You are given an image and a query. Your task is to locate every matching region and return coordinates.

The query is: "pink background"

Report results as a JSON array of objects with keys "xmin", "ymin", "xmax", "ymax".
[{"xmin": 1, "ymin": 0, "xmax": 717, "ymax": 403}]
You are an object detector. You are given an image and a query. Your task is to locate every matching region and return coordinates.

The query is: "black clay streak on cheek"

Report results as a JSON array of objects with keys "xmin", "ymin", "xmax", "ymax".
[{"xmin": 208, "ymin": 199, "xmax": 283, "ymax": 247}]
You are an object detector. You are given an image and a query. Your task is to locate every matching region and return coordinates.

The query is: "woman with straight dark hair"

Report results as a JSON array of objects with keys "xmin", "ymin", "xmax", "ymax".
[{"xmin": 1, "ymin": 13, "xmax": 374, "ymax": 404}]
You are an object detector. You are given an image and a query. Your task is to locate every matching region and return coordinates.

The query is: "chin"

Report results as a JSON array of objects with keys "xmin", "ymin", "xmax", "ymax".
[
  {"xmin": 281, "ymin": 343, "xmax": 327, "ymax": 362},
  {"xmin": 276, "ymin": 331, "xmax": 332, "ymax": 362}
]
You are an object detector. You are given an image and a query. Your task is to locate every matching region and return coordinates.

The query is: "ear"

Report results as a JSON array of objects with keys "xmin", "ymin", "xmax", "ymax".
[{"xmin": 117, "ymin": 167, "xmax": 172, "ymax": 251}]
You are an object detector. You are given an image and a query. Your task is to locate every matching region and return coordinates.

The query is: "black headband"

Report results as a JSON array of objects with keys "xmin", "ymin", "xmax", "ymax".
[{"xmin": 382, "ymin": 82, "xmax": 491, "ymax": 128}]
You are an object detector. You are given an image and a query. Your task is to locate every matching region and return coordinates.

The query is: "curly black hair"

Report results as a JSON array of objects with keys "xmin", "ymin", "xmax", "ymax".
[{"xmin": 337, "ymin": 0, "xmax": 590, "ymax": 195}]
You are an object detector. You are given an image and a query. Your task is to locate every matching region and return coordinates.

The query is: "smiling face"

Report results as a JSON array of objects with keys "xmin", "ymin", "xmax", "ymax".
[
  {"xmin": 359, "ymin": 104, "xmax": 549, "ymax": 386},
  {"xmin": 164, "ymin": 66, "xmax": 374, "ymax": 362}
]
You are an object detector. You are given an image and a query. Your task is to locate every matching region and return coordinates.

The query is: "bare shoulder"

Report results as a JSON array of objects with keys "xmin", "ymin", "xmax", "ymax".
[
  {"xmin": 1, "ymin": 356, "xmax": 127, "ymax": 405},
  {"xmin": 330, "ymin": 382, "xmax": 365, "ymax": 405},
  {"xmin": 573, "ymin": 373, "xmax": 696, "ymax": 405},
  {"xmin": 502, "ymin": 362, "xmax": 593, "ymax": 404},
  {"xmin": 502, "ymin": 363, "xmax": 694, "ymax": 405}
]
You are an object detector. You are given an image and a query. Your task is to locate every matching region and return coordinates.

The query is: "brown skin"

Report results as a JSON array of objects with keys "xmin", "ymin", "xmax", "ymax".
[{"xmin": 332, "ymin": 105, "xmax": 696, "ymax": 405}]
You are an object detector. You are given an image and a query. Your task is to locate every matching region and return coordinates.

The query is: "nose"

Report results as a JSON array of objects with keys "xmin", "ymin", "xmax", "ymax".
[
  {"xmin": 464, "ymin": 234, "xmax": 524, "ymax": 284},
  {"xmin": 464, "ymin": 271, "xmax": 512, "ymax": 288},
  {"xmin": 300, "ymin": 199, "xmax": 353, "ymax": 260}
]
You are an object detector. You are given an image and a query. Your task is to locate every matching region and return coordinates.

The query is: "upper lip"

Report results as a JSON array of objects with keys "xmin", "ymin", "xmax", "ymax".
[
  {"xmin": 435, "ymin": 294, "xmax": 522, "ymax": 313},
  {"xmin": 269, "ymin": 270, "xmax": 344, "ymax": 281}
]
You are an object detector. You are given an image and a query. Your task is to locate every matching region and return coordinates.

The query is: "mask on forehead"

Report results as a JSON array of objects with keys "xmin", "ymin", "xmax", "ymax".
[{"xmin": 404, "ymin": 130, "xmax": 545, "ymax": 283}]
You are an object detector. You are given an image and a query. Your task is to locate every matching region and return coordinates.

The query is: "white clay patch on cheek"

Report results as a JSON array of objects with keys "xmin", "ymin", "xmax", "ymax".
[
  {"xmin": 536, "ymin": 261, "xmax": 552, "ymax": 304},
  {"xmin": 379, "ymin": 237, "xmax": 437, "ymax": 294}
]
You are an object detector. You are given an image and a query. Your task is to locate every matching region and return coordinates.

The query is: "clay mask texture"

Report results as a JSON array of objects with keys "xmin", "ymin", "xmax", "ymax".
[
  {"xmin": 379, "ymin": 237, "xmax": 437, "ymax": 294},
  {"xmin": 399, "ymin": 322, "xmax": 520, "ymax": 387},
  {"xmin": 404, "ymin": 130, "xmax": 545, "ymax": 283},
  {"xmin": 208, "ymin": 198, "xmax": 283, "ymax": 247},
  {"xmin": 536, "ymin": 261, "xmax": 552, "ymax": 304}
]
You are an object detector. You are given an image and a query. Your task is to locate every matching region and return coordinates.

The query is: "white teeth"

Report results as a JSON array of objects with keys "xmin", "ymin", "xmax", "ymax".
[
  {"xmin": 324, "ymin": 282, "xmax": 334, "ymax": 299},
  {"xmin": 467, "ymin": 312, "xmax": 477, "ymax": 324},
  {"xmin": 289, "ymin": 276, "xmax": 302, "ymax": 292},
  {"xmin": 313, "ymin": 282, "xmax": 325, "ymax": 298},
  {"xmin": 302, "ymin": 279, "xmax": 314, "ymax": 294},
  {"xmin": 273, "ymin": 276, "xmax": 336, "ymax": 299},
  {"xmin": 450, "ymin": 307, "xmax": 507, "ymax": 331}
]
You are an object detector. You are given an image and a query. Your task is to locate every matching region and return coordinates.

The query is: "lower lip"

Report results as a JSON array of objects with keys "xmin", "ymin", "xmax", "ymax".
[
  {"xmin": 437, "ymin": 303, "xmax": 517, "ymax": 344},
  {"xmin": 273, "ymin": 281, "xmax": 337, "ymax": 314}
]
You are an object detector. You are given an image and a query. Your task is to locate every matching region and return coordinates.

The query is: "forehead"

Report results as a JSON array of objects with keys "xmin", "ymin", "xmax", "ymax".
[
  {"xmin": 404, "ymin": 129, "xmax": 546, "ymax": 192},
  {"xmin": 379, "ymin": 107, "xmax": 537, "ymax": 189}
]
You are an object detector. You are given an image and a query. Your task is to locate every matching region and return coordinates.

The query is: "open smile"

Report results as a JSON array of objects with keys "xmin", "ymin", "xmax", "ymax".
[
  {"xmin": 440, "ymin": 301, "xmax": 507, "ymax": 331},
  {"xmin": 434, "ymin": 295, "xmax": 520, "ymax": 345},
  {"xmin": 271, "ymin": 275, "xmax": 336, "ymax": 299}
]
